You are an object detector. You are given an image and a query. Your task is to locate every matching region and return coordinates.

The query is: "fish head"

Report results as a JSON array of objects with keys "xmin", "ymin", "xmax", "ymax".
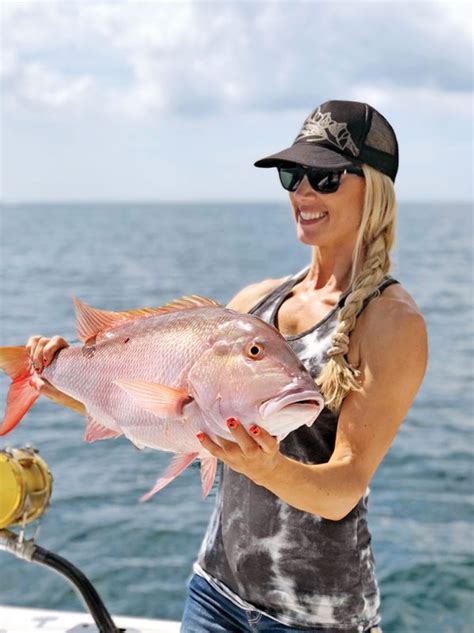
[{"xmin": 188, "ymin": 311, "xmax": 325, "ymax": 440}]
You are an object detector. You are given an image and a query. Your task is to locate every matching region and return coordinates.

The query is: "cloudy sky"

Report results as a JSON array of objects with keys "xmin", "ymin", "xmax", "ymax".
[{"xmin": 1, "ymin": 0, "xmax": 472, "ymax": 202}]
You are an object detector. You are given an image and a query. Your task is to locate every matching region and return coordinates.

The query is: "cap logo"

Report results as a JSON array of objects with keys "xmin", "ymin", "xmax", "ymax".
[{"xmin": 294, "ymin": 107, "xmax": 359, "ymax": 157}]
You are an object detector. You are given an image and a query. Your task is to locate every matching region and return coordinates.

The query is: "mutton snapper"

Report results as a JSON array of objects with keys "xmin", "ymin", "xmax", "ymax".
[{"xmin": 0, "ymin": 295, "xmax": 324, "ymax": 501}]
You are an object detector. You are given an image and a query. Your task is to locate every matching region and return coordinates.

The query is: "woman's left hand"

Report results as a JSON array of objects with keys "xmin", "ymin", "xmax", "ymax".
[{"xmin": 196, "ymin": 418, "xmax": 282, "ymax": 485}]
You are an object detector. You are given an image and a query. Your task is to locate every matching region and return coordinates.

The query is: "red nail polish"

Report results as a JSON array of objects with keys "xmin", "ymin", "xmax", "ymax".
[
  {"xmin": 196, "ymin": 432, "xmax": 205, "ymax": 441},
  {"xmin": 226, "ymin": 417, "xmax": 238, "ymax": 430},
  {"xmin": 249, "ymin": 424, "xmax": 260, "ymax": 436}
]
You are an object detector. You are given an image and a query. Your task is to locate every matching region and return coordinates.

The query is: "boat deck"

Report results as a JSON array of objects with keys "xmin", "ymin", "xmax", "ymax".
[{"xmin": 0, "ymin": 605, "xmax": 181, "ymax": 632}]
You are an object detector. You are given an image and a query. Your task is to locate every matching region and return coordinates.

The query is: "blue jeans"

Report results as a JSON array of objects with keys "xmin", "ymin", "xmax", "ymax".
[{"xmin": 180, "ymin": 572, "xmax": 383, "ymax": 632}]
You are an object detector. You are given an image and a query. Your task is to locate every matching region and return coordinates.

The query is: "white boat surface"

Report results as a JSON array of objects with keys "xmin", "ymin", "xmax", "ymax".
[{"xmin": 0, "ymin": 604, "xmax": 181, "ymax": 632}]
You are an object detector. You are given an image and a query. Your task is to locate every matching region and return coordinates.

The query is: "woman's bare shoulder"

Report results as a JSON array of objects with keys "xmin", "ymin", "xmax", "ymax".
[
  {"xmin": 351, "ymin": 281, "xmax": 427, "ymax": 370},
  {"xmin": 372, "ymin": 282, "xmax": 423, "ymax": 316},
  {"xmin": 359, "ymin": 281, "xmax": 425, "ymax": 335},
  {"xmin": 226, "ymin": 276, "xmax": 289, "ymax": 313}
]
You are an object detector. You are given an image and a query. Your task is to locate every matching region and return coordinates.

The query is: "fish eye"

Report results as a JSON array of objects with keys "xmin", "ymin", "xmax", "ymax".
[{"xmin": 246, "ymin": 341, "xmax": 265, "ymax": 360}]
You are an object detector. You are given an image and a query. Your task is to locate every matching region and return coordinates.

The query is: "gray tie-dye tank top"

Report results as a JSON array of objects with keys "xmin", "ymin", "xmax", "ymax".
[{"xmin": 193, "ymin": 265, "xmax": 400, "ymax": 632}]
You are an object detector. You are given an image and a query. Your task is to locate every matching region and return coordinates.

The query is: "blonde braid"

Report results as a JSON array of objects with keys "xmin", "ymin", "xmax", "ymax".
[{"xmin": 315, "ymin": 164, "xmax": 398, "ymax": 414}]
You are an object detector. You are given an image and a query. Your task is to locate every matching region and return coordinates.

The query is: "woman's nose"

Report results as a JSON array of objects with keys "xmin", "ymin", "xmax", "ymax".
[{"xmin": 293, "ymin": 175, "xmax": 318, "ymax": 198}]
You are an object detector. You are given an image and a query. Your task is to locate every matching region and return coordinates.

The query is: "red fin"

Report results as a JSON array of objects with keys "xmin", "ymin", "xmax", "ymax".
[
  {"xmin": 0, "ymin": 346, "xmax": 32, "ymax": 380},
  {"xmin": 139, "ymin": 452, "xmax": 198, "ymax": 502},
  {"xmin": 73, "ymin": 297, "xmax": 139, "ymax": 343},
  {"xmin": 156, "ymin": 295, "xmax": 222, "ymax": 312},
  {"xmin": 84, "ymin": 414, "xmax": 123, "ymax": 443},
  {"xmin": 73, "ymin": 295, "xmax": 222, "ymax": 343},
  {"xmin": 200, "ymin": 456, "xmax": 218, "ymax": 499},
  {"xmin": 0, "ymin": 346, "xmax": 39, "ymax": 435},
  {"xmin": 113, "ymin": 380, "xmax": 193, "ymax": 418}
]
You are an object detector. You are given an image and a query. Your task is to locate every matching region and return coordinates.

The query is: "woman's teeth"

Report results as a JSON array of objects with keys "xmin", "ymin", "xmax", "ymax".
[{"xmin": 299, "ymin": 210, "xmax": 328, "ymax": 222}]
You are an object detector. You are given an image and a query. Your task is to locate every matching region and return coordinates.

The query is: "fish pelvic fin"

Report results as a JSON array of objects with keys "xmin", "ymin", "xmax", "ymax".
[
  {"xmin": 200, "ymin": 456, "xmax": 218, "ymax": 499},
  {"xmin": 113, "ymin": 379, "xmax": 193, "ymax": 418},
  {"xmin": 73, "ymin": 295, "xmax": 222, "ymax": 343},
  {"xmin": 139, "ymin": 452, "xmax": 198, "ymax": 503},
  {"xmin": 84, "ymin": 413, "xmax": 123, "ymax": 443},
  {"xmin": 0, "ymin": 346, "xmax": 40, "ymax": 435}
]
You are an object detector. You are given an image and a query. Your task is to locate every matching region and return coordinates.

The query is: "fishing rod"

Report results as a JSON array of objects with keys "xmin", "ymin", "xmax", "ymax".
[{"xmin": 0, "ymin": 446, "xmax": 121, "ymax": 633}]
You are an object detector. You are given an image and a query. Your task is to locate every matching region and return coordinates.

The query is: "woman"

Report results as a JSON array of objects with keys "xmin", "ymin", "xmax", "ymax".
[{"xmin": 26, "ymin": 100, "xmax": 428, "ymax": 632}]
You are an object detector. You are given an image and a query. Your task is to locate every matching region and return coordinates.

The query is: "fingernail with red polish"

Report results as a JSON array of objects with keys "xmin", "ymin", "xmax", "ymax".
[
  {"xmin": 226, "ymin": 418, "xmax": 238, "ymax": 430},
  {"xmin": 196, "ymin": 432, "xmax": 205, "ymax": 441},
  {"xmin": 249, "ymin": 424, "xmax": 260, "ymax": 436}
]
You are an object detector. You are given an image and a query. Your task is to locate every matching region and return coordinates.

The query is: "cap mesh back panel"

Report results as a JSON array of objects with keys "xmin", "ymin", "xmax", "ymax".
[{"xmin": 364, "ymin": 110, "xmax": 397, "ymax": 155}]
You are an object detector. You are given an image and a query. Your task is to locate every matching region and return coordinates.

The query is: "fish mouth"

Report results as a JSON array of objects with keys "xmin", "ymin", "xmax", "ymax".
[{"xmin": 259, "ymin": 388, "xmax": 324, "ymax": 420}]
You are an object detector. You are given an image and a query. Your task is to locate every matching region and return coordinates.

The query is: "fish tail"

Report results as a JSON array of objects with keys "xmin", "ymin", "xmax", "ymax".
[{"xmin": 0, "ymin": 346, "xmax": 39, "ymax": 436}]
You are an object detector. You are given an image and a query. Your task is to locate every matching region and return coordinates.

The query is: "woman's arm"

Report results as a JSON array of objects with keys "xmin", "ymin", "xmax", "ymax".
[
  {"xmin": 198, "ymin": 297, "xmax": 429, "ymax": 521},
  {"xmin": 26, "ymin": 335, "xmax": 87, "ymax": 415}
]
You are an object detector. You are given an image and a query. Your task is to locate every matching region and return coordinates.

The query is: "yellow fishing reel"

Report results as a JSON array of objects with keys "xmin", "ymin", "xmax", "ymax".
[
  {"xmin": 0, "ymin": 446, "xmax": 53, "ymax": 528},
  {"xmin": 0, "ymin": 447, "xmax": 122, "ymax": 631}
]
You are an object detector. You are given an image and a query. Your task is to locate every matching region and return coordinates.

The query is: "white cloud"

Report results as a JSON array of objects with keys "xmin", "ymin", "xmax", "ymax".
[
  {"xmin": 351, "ymin": 84, "xmax": 472, "ymax": 117},
  {"xmin": 1, "ymin": 0, "xmax": 471, "ymax": 120},
  {"xmin": 18, "ymin": 62, "xmax": 94, "ymax": 108}
]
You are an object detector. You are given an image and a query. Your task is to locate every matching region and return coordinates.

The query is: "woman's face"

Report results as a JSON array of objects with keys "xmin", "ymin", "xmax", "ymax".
[{"xmin": 288, "ymin": 168, "xmax": 366, "ymax": 250}]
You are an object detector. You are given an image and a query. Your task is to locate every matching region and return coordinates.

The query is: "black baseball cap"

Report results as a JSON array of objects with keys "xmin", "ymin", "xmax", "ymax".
[{"xmin": 254, "ymin": 100, "xmax": 399, "ymax": 183}]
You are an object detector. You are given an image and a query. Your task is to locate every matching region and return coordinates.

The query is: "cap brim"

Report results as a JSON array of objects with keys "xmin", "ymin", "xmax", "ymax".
[{"xmin": 254, "ymin": 143, "xmax": 363, "ymax": 170}]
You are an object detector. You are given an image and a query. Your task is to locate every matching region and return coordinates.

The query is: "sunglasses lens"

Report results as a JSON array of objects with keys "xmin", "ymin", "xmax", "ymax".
[
  {"xmin": 308, "ymin": 170, "xmax": 341, "ymax": 193},
  {"xmin": 278, "ymin": 167, "xmax": 302, "ymax": 192},
  {"xmin": 277, "ymin": 166, "xmax": 349, "ymax": 193}
]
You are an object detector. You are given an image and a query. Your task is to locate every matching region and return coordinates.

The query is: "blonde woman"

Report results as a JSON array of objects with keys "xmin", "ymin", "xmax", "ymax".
[{"xmin": 27, "ymin": 100, "xmax": 428, "ymax": 632}]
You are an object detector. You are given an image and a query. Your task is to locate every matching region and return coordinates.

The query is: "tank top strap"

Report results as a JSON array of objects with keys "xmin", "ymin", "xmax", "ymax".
[
  {"xmin": 339, "ymin": 275, "xmax": 400, "ymax": 316},
  {"xmin": 247, "ymin": 266, "xmax": 309, "ymax": 316},
  {"xmin": 248, "ymin": 266, "xmax": 400, "ymax": 321}
]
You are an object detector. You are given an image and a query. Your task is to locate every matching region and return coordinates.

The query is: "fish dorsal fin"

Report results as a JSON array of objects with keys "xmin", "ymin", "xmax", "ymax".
[
  {"xmin": 73, "ymin": 295, "xmax": 222, "ymax": 343},
  {"xmin": 158, "ymin": 295, "xmax": 222, "ymax": 312}
]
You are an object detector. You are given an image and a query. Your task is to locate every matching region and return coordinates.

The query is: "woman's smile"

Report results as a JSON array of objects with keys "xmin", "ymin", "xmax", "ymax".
[{"xmin": 297, "ymin": 208, "xmax": 329, "ymax": 225}]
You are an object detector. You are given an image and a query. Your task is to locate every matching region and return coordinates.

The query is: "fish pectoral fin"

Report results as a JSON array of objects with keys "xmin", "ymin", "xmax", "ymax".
[
  {"xmin": 84, "ymin": 413, "xmax": 123, "ymax": 443},
  {"xmin": 139, "ymin": 452, "xmax": 199, "ymax": 502},
  {"xmin": 113, "ymin": 379, "xmax": 193, "ymax": 419},
  {"xmin": 200, "ymin": 456, "xmax": 218, "ymax": 499}
]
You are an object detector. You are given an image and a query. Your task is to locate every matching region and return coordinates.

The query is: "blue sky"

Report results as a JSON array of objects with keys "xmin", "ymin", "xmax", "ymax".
[{"xmin": 1, "ymin": 0, "xmax": 472, "ymax": 202}]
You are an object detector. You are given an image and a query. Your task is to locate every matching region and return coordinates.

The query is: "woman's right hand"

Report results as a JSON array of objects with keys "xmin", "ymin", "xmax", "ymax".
[{"xmin": 26, "ymin": 335, "xmax": 70, "ymax": 372}]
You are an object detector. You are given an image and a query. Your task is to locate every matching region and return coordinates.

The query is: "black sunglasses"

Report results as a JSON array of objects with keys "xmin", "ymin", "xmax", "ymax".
[{"xmin": 277, "ymin": 164, "xmax": 364, "ymax": 193}]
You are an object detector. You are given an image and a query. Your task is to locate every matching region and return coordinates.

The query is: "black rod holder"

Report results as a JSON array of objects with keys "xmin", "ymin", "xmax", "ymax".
[{"xmin": 0, "ymin": 530, "xmax": 121, "ymax": 633}]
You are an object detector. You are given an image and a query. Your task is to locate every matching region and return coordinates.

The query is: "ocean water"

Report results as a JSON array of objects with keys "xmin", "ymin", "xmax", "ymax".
[{"xmin": 0, "ymin": 201, "xmax": 472, "ymax": 632}]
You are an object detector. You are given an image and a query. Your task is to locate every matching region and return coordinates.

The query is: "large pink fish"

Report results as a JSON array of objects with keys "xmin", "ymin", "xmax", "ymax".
[{"xmin": 0, "ymin": 295, "xmax": 324, "ymax": 500}]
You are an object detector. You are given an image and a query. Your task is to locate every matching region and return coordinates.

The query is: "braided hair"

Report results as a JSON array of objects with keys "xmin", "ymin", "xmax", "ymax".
[{"xmin": 315, "ymin": 163, "xmax": 398, "ymax": 413}]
